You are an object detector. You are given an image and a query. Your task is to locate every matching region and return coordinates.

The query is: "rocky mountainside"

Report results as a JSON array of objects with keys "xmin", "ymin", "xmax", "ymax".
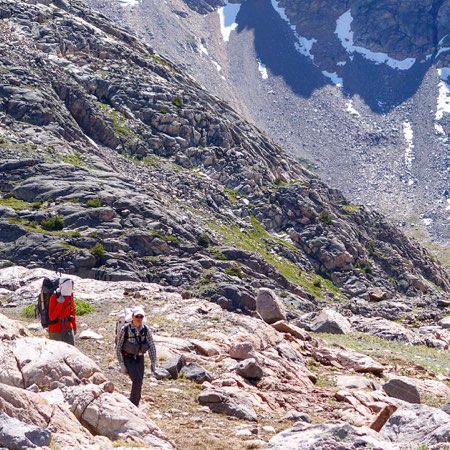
[
  {"xmin": 0, "ymin": 0, "xmax": 449, "ymax": 325},
  {"xmin": 3, "ymin": 266, "xmax": 450, "ymax": 449},
  {"xmin": 92, "ymin": 0, "xmax": 450, "ymax": 251}
]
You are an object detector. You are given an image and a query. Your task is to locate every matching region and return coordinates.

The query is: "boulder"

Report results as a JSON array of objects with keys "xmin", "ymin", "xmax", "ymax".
[
  {"xmin": 235, "ymin": 358, "xmax": 263, "ymax": 380},
  {"xmin": 0, "ymin": 313, "xmax": 22, "ymax": 339},
  {"xmin": 268, "ymin": 422, "xmax": 399, "ymax": 449},
  {"xmin": 382, "ymin": 378, "xmax": 421, "ymax": 404},
  {"xmin": 154, "ymin": 368, "xmax": 172, "ymax": 380},
  {"xmin": 383, "ymin": 376, "xmax": 450, "ymax": 404},
  {"xmin": 381, "ymin": 404, "xmax": 450, "ymax": 446},
  {"xmin": 190, "ymin": 339, "xmax": 221, "ymax": 357},
  {"xmin": 309, "ymin": 309, "xmax": 352, "ymax": 334},
  {"xmin": 229, "ymin": 341, "xmax": 256, "ymax": 360},
  {"xmin": 180, "ymin": 363, "xmax": 213, "ymax": 383},
  {"xmin": 439, "ymin": 316, "xmax": 450, "ymax": 329},
  {"xmin": 198, "ymin": 388, "xmax": 257, "ymax": 421},
  {"xmin": 256, "ymin": 288, "xmax": 286, "ymax": 324},
  {"xmin": 160, "ymin": 355, "xmax": 186, "ymax": 379},
  {"xmin": 0, "ymin": 337, "xmax": 106, "ymax": 389},
  {"xmin": 63, "ymin": 383, "xmax": 174, "ymax": 448},
  {"xmin": 0, "ymin": 413, "xmax": 52, "ymax": 450}
]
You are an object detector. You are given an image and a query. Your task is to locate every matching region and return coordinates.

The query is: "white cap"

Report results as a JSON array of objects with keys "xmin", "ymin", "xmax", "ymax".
[{"xmin": 132, "ymin": 306, "xmax": 145, "ymax": 317}]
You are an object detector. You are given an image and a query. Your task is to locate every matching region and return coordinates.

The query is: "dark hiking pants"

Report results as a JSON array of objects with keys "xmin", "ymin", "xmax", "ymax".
[
  {"xmin": 124, "ymin": 355, "xmax": 145, "ymax": 406},
  {"xmin": 49, "ymin": 329, "xmax": 75, "ymax": 346}
]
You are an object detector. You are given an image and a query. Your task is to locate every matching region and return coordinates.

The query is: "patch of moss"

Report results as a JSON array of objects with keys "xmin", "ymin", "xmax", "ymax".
[
  {"xmin": 342, "ymin": 204, "xmax": 359, "ymax": 214},
  {"xmin": 20, "ymin": 304, "xmax": 35, "ymax": 319},
  {"xmin": 223, "ymin": 187, "xmax": 239, "ymax": 204},
  {"xmin": 0, "ymin": 197, "xmax": 43, "ymax": 211},
  {"xmin": 61, "ymin": 152, "xmax": 84, "ymax": 166},
  {"xmin": 86, "ymin": 198, "xmax": 102, "ymax": 208},
  {"xmin": 172, "ymin": 94, "xmax": 183, "ymax": 108},
  {"xmin": 208, "ymin": 216, "xmax": 341, "ymax": 299},
  {"xmin": 96, "ymin": 102, "xmax": 132, "ymax": 136},
  {"xmin": 148, "ymin": 229, "xmax": 180, "ymax": 246},
  {"xmin": 319, "ymin": 209, "xmax": 333, "ymax": 225},
  {"xmin": 224, "ymin": 265, "xmax": 243, "ymax": 279}
]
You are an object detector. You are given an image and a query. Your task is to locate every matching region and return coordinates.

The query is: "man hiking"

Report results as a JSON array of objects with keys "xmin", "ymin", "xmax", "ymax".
[
  {"xmin": 48, "ymin": 279, "xmax": 77, "ymax": 346},
  {"xmin": 116, "ymin": 306, "xmax": 157, "ymax": 406}
]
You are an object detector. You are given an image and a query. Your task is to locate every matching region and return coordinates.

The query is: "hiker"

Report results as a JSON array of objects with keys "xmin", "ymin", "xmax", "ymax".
[
  {"xmin": 47, "ymin": 279, "xmax": 77, "ymax": 346},
  {"xmin": 116, "ymin": 306, "xmax": 157, "ymax": 406}
]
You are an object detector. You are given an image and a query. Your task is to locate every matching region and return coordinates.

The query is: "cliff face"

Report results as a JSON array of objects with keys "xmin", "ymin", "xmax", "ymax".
[
  {"xmin": 0, "ymin": 0, "xmax": 449, "ymax": 321},
  {"xmin": 277, "ymin": 0, "xmax": 450, "ymax": 62}
]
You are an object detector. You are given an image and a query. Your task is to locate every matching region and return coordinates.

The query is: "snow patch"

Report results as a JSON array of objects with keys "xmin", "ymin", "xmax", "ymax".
[
  {"xmin": 118, "ymin": 0, "xmax": 138, "ymax": 7},
  {"xmin": 218, "ymin": 1, "xmax": 241, "ymax": 42},
  {"xmin": 422, "ymin": 218, "xmax": 433, "ymax": 226},
  {"xmin": 322, "ymin": 71, "xmax": 342, "ymax": 86},
  {"xmin": 335, "ymin": 10, "xmax": 416, "ymax": 70},
  {"xmin": 198, "ymin": 42, "xmax": 208, "ymax": 56},
  {"xmin": 403, "ymin": 121, "xmax": 415, "ymax": 170},
  {"xmin": 271, "ymin": 0, "xmax": 317, "ymax": 62},
  {"xmin": 346, "ymin": 100, "xmax": 360, "ymax": 116},
  {"xmin": 257, "ymin": 59, "xmax": 268, "ymax": 79},
  {"xmin": 211, "ymin": 60, "xmax": 222, "ymax": 72},
  {"xmin": 436, "ymin": 68, "xmax": 450, "ymax": 120}
]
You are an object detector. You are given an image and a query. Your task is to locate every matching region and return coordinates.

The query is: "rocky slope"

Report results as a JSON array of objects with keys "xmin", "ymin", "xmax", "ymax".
[
  {"xmin": 0, "ymin": 0, "xmax": 449, "ymax": 326},
  {"xmin": 3, "ymin": 267, "xmax": 450, "ymax": 449},
  {"xmin": 92, "ymin": 0, "xmax": 450, "ymax": 248}
]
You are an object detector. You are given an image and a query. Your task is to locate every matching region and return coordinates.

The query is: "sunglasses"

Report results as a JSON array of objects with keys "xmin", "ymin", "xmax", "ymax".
[{"xmin": 134, "ymin": 315, "xmax": 144, "ymax": 319}]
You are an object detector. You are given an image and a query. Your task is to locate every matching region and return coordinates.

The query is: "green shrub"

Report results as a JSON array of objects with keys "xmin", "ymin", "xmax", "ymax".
[
  {"xmin": 41, "ymin": 215, "xmax": 65, "ymax": 231},
  {"xmin": 172, "ymin": 94, "xmax": 183, "ymax": 108},
  {"xmin": 198, "ymin": 233, "xmax": 211, "ymax": 248},
  {"xmin": 86, "ymin": 198, "xmax": 101, "ymax": 208},
  {"xmin": 224, "ymin": 265, "xmax": 243, "ymax": 279},
  {"xmin": 319, "ymin": 209, "xmax": 333, "ymax": 225},
  {"xmin": 74, "ymin": 298, "xmax": 95, "ymax": 316},
  {"xmin": 90, "ymin": 242, "xmax": 106, "ymax": 258},
  {"xmin": 21, "ymin": 304, "xmax": 35, "ymax": 319}
]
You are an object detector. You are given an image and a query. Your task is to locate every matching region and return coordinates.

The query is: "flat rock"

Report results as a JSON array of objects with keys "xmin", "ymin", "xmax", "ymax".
[
  {"xmin": 198, "ymin": 388, "xmax": 257, "ymax": 421},
  {"xmin": 180, "ymin": 363, "xmax": 213, "ymax": 383},
  {"xmin": 271, "ymin": 320, "xmax": 311, "ymax": 341},
  {"xmin": 229, "ymin": 341, "xmax": 256, "ymax": 360},
  {"xmin": 79, "ymin": 330, "xmax": 104, "ymax": 340},
  {"xmin": 312, "ymin": 347, "xmax": 384, "ymax": 374}
]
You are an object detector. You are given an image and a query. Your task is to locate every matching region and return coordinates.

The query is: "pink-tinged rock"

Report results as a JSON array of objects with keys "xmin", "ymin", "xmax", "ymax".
[
  {"xmin": 271, "ymin": 320, "xmax": 311, "ymax": 341},
  {"xmin": 0, "ymin": 313, "xmax": 23, "ymax": 339},
  {"xmin": 229, "ymin": 341, "xmax": 257, "ymax": 360},
  {"xmin": 268, "ymin": 422, "xmax": 400, "ymax": 450},
  {"xmin": 153, "ymin": 335, "xmax": 195, "ymax": 353},
  {"xmin": 0, "ymin": 337, "xmax": 105, "ymax": 389},
  {"xmin": 312, "ymin": 347, "xmax": 384, "ymax": 374},
  {"xmin": 190, "ymin": 339, "xmax": 221, "ymax": 357},
  {"xmin": 334, "ymin": 389, "xmax": 401, "ymax": 428},
  {"xmin": 64, "ymin": 383, "xmax": 175, "ymax": 448}
]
